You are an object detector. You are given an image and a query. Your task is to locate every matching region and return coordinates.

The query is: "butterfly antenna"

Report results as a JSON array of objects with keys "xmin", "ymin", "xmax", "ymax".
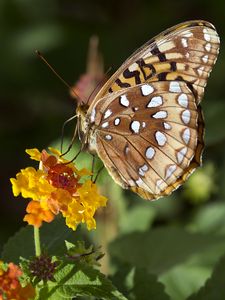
[
  {"xmin": 86, "ymin": 66, "xmax": 112, "ymax": 105},
  {"xmin": 36, "ymin": 50, "xmax": 84, "ymax": 104},
  {"xmin": 60, "ymin": 114, "xmax": 78, "ymax": 155}
]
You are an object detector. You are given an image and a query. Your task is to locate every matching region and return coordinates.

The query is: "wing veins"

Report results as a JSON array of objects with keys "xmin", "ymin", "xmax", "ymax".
[{"xmin": 99, "ymin": 134, "xmax": 155, "ymax": 192}]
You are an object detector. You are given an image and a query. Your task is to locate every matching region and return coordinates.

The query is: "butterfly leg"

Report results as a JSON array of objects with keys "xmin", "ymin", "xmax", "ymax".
[
  {"xmin": 62, "ymin": 144, "xmax": 83, "ymax": 165},
  {"xmin": 91, "ymin": 154, "xmax": 96, "ymax": 181},
  {"xmin": 91, "ymin": 154, "xmax": 104, "ymax": 182},
  {"xmin": 94, "ymin": 165, "xmax": 104, "ymax": 183},
  {"xmin": 69, "ymin": 147, "xmax": 83, "ymax": 163},
  {"xmin": 60, "ymin": 115, "xmax": 78, "ymax": 156}
]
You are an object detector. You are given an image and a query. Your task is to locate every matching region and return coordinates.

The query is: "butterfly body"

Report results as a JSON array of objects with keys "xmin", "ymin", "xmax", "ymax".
[{"xmin": 76, "ymin": 20, "xmax": 220, "ymax": 200}]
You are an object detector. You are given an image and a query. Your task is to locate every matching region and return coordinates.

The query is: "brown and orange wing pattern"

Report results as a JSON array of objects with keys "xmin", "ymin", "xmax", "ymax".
[
  {"xmin": 88, "ymin": 81, "xmax": 201, "ymax": 199},
  {"xmin": 95, "ymin": 20, "xmax": 219, "ymax": 104},
  {"xmin": 85, "ymin": 20, "xmax": 219, "ymax": 200}
]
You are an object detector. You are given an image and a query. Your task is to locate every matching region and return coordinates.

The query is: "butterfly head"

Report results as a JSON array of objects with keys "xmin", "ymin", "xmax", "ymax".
[
  {"xmin": 76, "ymin": 104, "xmax": 97, "ymax": 154},
  {"xmin": 76, "ymin": 104, "xmax": 89, "ymax": 145}
]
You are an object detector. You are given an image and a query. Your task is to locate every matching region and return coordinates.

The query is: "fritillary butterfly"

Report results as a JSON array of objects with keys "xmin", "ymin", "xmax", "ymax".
[{"xmin": 76, "ymin": 20, "xmax": 220, "ymax": 200}]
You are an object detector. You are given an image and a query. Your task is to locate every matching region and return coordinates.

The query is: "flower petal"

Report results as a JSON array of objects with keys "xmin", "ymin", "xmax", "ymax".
[{"xmin": 26, "ymin": 148, "xmax": 42, "ymax": 161}]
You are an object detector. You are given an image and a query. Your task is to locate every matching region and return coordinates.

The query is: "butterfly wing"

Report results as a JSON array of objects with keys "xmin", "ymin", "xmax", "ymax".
[
  {"xmin": 83, "ymin": 20, "xmax": 219, "ymax": 199},
  {"xmin": 87, "ymin": 81, "xmax": 203, "ymax": 200},
  {"xmin": 95, "ymin": 20, "xmax": 220, "ymax": 104}
]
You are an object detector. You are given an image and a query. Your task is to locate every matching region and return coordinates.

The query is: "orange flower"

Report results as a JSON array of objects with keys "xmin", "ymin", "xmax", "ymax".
[
  {"xmin": 0, "ymin": 261, "xmax": 35, "ymax": 300},
  {"xmin": 23, "ymin": 200, "xmax": 54, "ymax": 228},
  {"xmin": 10, "ymin": 148, "xmax": 107, "ymax": 230}
]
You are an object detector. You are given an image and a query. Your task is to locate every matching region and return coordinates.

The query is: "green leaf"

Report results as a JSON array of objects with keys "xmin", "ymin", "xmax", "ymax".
[
  {"xmin": 1, "ymin": 225, "xmax": 34, "ymax": 263},
  {"xmin": 1, "ymin": 216, "xmax": 89, "ymax": 263},
  {"xmin": 109, "ymin": 227, "xmax": 225, "ymax": 274},
  {"xmin": 36, "ymin": 262, "xmax": 127, "ymax": 300},
  {"xmin": 111, "ymin": 265, "xmax": 170, "ymax": 300},
  {"xmin": 130, "ymin": 268, "xmax": 170, "ymax": 300},
  {"xmin": 188, "ymin": 202, "xmax": 225, "ymax": 235},
  {"xmin": 110, "ymin": 264, "xmax": 134, "ymax": 298},
  {"xmin": 204, "ymin": 100, "xmax": 225, "ymax": 145},
  {"xmin": 119, "ymin": 204, "xmax": 156, "ymax": 234},
  {"xmin": 187, "ymin": 253, "xmax": 225, "ymax": 300},
  {"xmin": 65, "ymin": 240, "xmax": 104, "ymax": 267},
  {"xmin": 160, "ymin": 263, "xmax": 211, "ymax": 300}
]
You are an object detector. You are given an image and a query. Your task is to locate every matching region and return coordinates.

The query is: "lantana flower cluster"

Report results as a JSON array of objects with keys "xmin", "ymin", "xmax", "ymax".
[
  {"xmin": 0, "ymin": 261, "xmax": 35, "ymax": 300},
  {"xmin": 10, "ymin": 148, "xmax": 107, "ymax": 230}
]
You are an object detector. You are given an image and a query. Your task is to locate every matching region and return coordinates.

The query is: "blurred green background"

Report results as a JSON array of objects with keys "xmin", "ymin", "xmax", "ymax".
[{"xmin": 1, "ymin": 0, "xmax": 225, "ymax": 299}]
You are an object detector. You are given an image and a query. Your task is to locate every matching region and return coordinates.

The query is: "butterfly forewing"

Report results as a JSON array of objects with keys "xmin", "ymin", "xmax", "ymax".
[
  {"xmin": 80, "ymin": 20, "xmax": 219, "ymax": 200},
  {"xmin": 95, "ymin": 20, "xmax": 219, "ymax": 104}
]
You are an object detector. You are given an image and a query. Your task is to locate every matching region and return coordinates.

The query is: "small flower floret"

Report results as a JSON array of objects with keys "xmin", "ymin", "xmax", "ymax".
[
  {"xmin": 0, "ymin": 261, "xmax": 35, "ymax": 300},
  {"xmin": 29, "ymin": 254, "xmax": 58, "ymax": 282}
]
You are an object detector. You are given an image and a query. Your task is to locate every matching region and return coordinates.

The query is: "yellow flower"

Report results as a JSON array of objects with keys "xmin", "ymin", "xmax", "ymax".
[
  {"xmin": 47, "ymin": 147, "xmax": 61, "ymax": 157},
  {"xmin": 78, "ymin": 180, "xmax": 108, "ymax": 208},
  {"xmin": 26, "ymin": 148, "xmax": 42, "ymax": 161},
  {"xmin": 63, "ymin": 180, "xmax": 107, "ymax": 231},
  {"xmin": 10, "ymin": 148, "xmax": 107, "ymax": 231},
  {"xmin": 10, "ymin": 167, "xmax": 55, "ymax": 200}
]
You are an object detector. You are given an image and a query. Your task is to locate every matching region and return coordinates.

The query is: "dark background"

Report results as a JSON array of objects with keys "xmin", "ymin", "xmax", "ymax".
[{"xmin": 1, "ymin": 0, "xmax": 225, "ymax": 285}]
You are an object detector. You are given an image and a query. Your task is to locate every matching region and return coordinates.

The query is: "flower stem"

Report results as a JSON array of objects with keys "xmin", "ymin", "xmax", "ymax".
[{"xmin": 34, "ymin": 227, "xmax": 41, "ymax": 256}]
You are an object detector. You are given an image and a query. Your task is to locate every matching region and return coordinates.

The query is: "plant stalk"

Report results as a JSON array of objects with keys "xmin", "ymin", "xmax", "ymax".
[{"xmin": 34, "ymin": 226, "xmax": 41, "ymax": 256}]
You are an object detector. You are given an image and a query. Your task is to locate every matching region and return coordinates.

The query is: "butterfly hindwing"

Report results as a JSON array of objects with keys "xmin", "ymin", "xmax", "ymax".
[{"xmin": 88, "ymin": 81, "xmax": 202, "ymax": 200}]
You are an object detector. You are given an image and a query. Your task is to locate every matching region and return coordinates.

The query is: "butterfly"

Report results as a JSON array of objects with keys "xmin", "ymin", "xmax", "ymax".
[{"xmin": 76, "ymin": 20, "xmax": 220, "ymax": 200}]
